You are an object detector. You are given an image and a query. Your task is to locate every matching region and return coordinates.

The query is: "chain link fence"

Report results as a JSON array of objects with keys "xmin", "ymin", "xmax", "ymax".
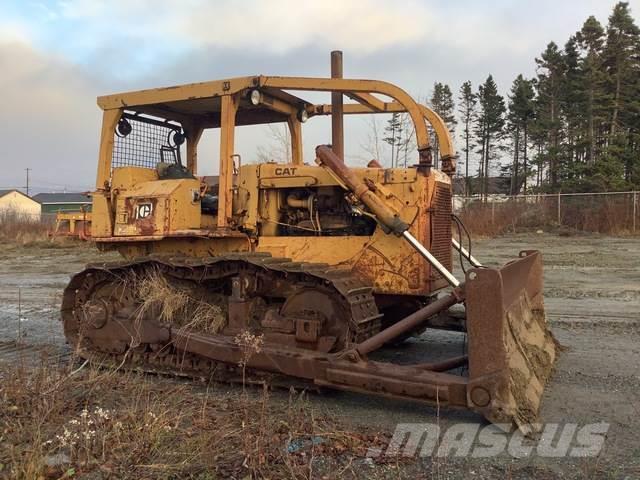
[{"xmin": 454, "ymin": 191, "xmax": 639, "ymax": 236}]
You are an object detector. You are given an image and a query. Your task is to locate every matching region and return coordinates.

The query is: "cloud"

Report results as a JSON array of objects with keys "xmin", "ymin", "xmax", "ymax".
[
  {"xmin": 50, "ymin": 0, "xmax": 432, "ymax": 54},
  {"xmin": 173, "ymin": 0, "xmax": 431, "ymax": 53},
  {"xmin": 3, "ymin": 0, "xmax": 640, "ymax": 187},
  {"xmin": 0, "ymin": 20, "xmax": 32, "ymax": 44},
  {"xmin": 0, "ymin": 36, "xmax": 104, "ymax": 190}
]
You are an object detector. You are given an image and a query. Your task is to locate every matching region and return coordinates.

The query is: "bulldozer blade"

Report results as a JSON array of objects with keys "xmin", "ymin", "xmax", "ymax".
[{"xmin": 465, "ymin": 250, "xmax": 557, "ymax": 432}]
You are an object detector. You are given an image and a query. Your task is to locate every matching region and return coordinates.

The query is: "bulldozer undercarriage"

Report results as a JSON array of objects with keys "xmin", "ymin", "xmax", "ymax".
[{"xmin": 62, "ymin": 252, "xmax": 556, "ymax": 432}]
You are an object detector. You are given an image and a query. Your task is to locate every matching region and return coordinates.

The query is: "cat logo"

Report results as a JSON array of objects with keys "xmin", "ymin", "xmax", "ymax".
[
  {"xmin": 275, "ymin": 167, "xmax": 297, "ymax": 176},
  {"xmin": 135, "ymin": 203, "xmax": 153, "ymax": 219}
]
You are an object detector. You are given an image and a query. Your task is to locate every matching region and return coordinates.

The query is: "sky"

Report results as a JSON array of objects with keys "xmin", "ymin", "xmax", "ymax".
[{"xmin": 1, "ymin": 0, "xmax": 638, "ymax": 193}]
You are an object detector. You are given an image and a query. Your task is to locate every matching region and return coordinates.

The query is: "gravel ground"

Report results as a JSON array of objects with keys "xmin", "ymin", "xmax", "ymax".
[{"xmin": 0, "ymin": 233, "xmax": 638, "ymax": 479}]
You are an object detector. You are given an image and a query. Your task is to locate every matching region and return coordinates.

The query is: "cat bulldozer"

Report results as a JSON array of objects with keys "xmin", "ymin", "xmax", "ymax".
[{"xmin": 62, "ymin": 52, "xmax": 556, "ymax": 432}]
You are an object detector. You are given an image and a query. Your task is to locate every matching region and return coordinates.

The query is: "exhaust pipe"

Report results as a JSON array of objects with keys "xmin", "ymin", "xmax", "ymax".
[{"xmin": 331, "ymin": 50, "xmax": 344, "ymax": 161}]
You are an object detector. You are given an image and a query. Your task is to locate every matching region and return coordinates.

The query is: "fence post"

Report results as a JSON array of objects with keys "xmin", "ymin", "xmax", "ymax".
[
  {"xmin": 557, "ymin": 192, "xmax": 561, "ymax": 225},
  {"xmin": 491, "ymin": 202, "xmax": 495, "ymax": 225},
  {"xmin": 633, "ymin": 191, "xmax": 637, "ymax": 233}
]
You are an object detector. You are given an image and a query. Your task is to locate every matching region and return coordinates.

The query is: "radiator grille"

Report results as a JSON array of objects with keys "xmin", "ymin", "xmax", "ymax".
[{"xmin": 430, "ymin": 182, "xmax": 452, "ymax": 273}]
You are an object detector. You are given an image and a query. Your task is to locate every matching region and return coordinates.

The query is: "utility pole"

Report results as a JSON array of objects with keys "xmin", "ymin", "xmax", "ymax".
[{"xmin": 24, "ymin": 168, "xmax": 31, "ymax": 197}]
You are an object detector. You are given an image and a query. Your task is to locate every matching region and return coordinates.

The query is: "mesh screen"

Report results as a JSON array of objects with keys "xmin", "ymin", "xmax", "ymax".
[{"xmin": 112, "ymin": 115, "xmax": 182, "ymax": 170}]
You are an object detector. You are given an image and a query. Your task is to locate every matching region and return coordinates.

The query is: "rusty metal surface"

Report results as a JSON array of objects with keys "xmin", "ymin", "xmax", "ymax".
[
  {"xmin": 430, "ymin": 183, "xmax": 453, "ymax": 274},
  {"xmin": 315, "ymin": 145, "xmax": 409, "ymax": 234},
  {"xmin": 95, "ymin": 228, "xmax": 247, "ymax": 242},
  {"xmin": 465, "ymin": 251, "xmax": 557, "ymax": 432},
  {"xmin": 330, "ymin": 51, "xmax": 344, "ymax": 161},
  {"xmin": 50, "ymin": 211, "xmax": 92, "ymax": 240},
  {"xmin": 61, "ymin": 253, "xmax": 382, "ymax": 351},
  {"xmin": 78, "ymin": 55, "xmax": 558, "ymax": 433},
  {"xmin": 355, "ymin": 291, "xmax": 459, "ymax": 356},
  {"xmin": 60, "ymin": 249, "xmax": 555, "ymax": 432}
]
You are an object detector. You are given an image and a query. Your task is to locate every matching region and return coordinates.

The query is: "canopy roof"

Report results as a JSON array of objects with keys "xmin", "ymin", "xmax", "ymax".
[
  {"xmin": 97, "ymin": 75, "xmax": 413, "ymax": 128},
  {"xmin": 95, "ymin": 75, "xmax": 455, "ymax": 167}
]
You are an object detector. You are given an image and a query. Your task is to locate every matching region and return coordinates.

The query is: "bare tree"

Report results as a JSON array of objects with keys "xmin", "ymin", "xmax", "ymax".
[
  {"xmin": 397, "ymin": 113, "xmax": 416, "ymax": 167},
  {"xmin": 359, "ymin": 116, "xmax": 383, "ymax": 163},
  {"xmin": 255, "ymin": 124, "xmax": 291, "ymax": 163},
  {"xmin": 358, "ymin": 114, "xmax": 417, "ymax": 167}
]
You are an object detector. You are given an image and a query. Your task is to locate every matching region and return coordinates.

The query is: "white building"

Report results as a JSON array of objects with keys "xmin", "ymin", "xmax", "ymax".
[{"xmin": 0, "ymin": 189, "xmax": 41, "ymax": 221}]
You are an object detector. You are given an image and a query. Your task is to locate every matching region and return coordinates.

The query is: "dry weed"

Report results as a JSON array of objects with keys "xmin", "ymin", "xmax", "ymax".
[
  {"xmin": 457, "ymin": 194, "xmax": 639, "ymax": 237},
  {"xmin": 133, "ymin": 267, "xmax": 226, "ymax": 334},
  {"xmin": 0, "ymin": 358, "xmax": 383, "ymax": 479},
  {"xmin": 0, "ymin": 210, "xmax": 55, "ymax": 245}
]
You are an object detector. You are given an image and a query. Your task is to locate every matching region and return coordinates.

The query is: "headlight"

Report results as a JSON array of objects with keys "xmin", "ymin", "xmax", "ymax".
[{"xmin": 250, "ymin": 89, "xmax": 262, "ymax": 106}]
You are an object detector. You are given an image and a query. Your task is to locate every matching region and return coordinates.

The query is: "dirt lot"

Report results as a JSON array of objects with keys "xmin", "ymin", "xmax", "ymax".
[{"xmin": 0, "ymin": 233, "xmax": 638, "ymax": 479}]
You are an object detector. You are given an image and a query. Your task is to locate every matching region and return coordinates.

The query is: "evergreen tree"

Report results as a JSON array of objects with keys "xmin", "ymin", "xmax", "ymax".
[
  {"xmin": 604, "ymin": 2, "xmax": 640, "ymax": 137},
  {"xmin": 361, "ymin": 3, "xmax": 640, "ymax": 192},
  {"xmin": 474, "ymin": 75, "xmax": 506, "ymax": 200},
  {"xmin": 603, "ymin": 2, "xmax": 640, "ymax": 183},
  {"xmin": 458, "ymin": 81, "xmax": 476, "ymax": 194},
  {"xmin": 575, "ymin": 16, "xmax": 608, "ymax": 165},
  {"xmin": 507, "ymin": 75, "xmax": 535, "ymax": 194},
  {"xmin": 561, "ymin": 36, "xmax": 583, "ymax": 180},
  {"xmin": 383, "ymin": 113, "xmax": 402, "ymax": 167},
  {"xmin": 429, "ymin": 82, "xmax": 457, "ymax": 167},
  {"xmin": 535, "ymin": 42, "xmax": 566, "ymax": 190}
]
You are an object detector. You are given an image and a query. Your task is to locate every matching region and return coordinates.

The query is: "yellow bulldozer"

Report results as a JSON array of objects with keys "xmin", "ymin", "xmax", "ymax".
[{"xmin": 62, "ymin": 52, "xmax": 556, "ymax": 432}]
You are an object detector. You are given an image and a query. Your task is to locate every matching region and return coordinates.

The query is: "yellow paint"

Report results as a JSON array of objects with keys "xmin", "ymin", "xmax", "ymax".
[
  {"xmin": 92, "ymin": 73, "xmax": 455, "ymax": 297},
  {"xmin": 113, "ymin": 177, "xmax": 201, "ymax": 236}
]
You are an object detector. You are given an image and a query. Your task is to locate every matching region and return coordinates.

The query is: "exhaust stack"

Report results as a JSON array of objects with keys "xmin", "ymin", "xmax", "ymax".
[{"xmin": 331, "ymin": 50, "xmax": 344, "ymax": 161}]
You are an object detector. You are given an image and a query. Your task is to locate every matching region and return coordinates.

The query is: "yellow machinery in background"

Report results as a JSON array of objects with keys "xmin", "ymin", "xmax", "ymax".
[
  {"xmin": 62, "ymin": 52, "xmax": 556, "ymax": 432},
  {"xmin": 50, "ymin": 209, "xmax": 92, "ymax": 240}
]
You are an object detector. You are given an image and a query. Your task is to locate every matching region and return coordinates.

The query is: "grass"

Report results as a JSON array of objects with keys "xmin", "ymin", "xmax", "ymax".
[
  {"xmin": 0, "ymin": 210, "xmax": 51, "ymax": 244},
  {"xmin": 456, "ymin": 195, "xmax": 640, "ymax": 237},
  {"xmin": 0, "ymin": 355, "xmax": 390, "ymax": 479},
  {"xmin": 0, "ymin": 355, "xmax": 625, "ymax": 480}
]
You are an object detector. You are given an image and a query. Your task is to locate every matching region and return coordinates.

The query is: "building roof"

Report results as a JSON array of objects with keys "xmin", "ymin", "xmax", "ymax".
[
  {"xmin": 0, "ymin": 189, "xmax": 16, "ymax": 198},
  {"xmin": 32, "ymin": 192, "xmax": 91, "ymax": 204},
  {"xmin": 0, "ymin": 189, "xmax": 36, "ymax": 202},
  {"xmin": 452, "ymin": 176, "xmax": 511, "ymax": 196}
]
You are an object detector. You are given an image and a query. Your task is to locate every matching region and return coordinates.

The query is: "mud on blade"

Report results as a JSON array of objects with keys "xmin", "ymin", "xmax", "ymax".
[{"xmin": 465, "ymin": 251, "xmax": 557, "ymax": 432}]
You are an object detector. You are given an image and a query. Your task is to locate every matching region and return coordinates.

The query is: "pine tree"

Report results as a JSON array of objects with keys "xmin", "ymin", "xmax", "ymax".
[
  {"xmin": 535, "ymin": 42, "xmax": 566, "ymax": 190},
  {"xmin": 604, "ymin": 2, "xmax": 640, "ymax": 136},
  {"xmin": 474, "ymin": 75, "xmax": 506, "ymax": 200},
  {"xmin": 603, "ymin": 2, "xmax": 640, "ymax": 183},
  {"xmin": 507, "ymin": 75, "xmax": 535, "ymax": 194},
  {"xmin": 508, "ymin": 2, "xmax": 640, "ymax": 192},
  {"xmin": 429, "ymin": 82, "xmax": 457, "ymax": 168},
  {"xmin": 383, "ymin": 113, "xmax": 403, "ymax": 168},
  {"xmin": 575, "ymin": 16, "xmax": 608, "ymax": 165},
  {"xmin": 458, "ymin": 81, "xmax": 476, "ymax": 194},
  {"xmin": 561, "ymin": 36, "xmax": 583, "ymax": 180}
]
